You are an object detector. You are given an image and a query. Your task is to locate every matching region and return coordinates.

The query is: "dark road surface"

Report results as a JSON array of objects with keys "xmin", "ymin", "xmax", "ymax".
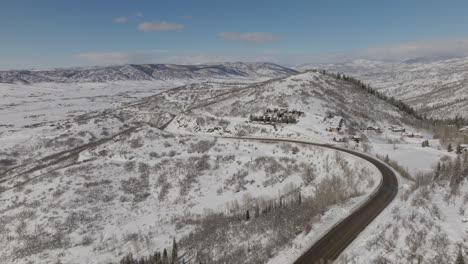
[{"xmin": 226, "ymin": 137, "xmax": 399, "ymax": 264}]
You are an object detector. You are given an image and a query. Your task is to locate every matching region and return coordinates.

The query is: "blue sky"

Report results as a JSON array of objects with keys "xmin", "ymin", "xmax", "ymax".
[{"xmin": 2, "ymin": 0, "xmax": 468, "ymax": 69}]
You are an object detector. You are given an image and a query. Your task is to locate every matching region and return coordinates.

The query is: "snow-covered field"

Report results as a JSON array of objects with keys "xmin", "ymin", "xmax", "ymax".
[
  {"xmin": 0, "ymin": 77, "xmax": 269, "ymax": 132},
  {"xmin": 0, "ymin": 80, "xmax": 177, "ymax": 128}
]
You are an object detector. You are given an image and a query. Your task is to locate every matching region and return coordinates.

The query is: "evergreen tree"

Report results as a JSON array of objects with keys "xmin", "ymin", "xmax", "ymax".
[
  {"xmin": 162, "ymin": 249, "xmax": 169, "ymax": 264},
  {"xmin": 422, "ymin": 140, "xmax": 430, "ymax": 147},
  {"xmin": 384, "ymin": 155, "xmax": 390, "ymax": 163},
  {"xmin": 455, "ymin": 247, "xmax": 465, "ymax": 264},
  {"xmin": 451, "ymin": 156, "xmax": 462, "ymax": 187},
  {"xmin": 171, "ymin": 238, "xmax": 178, "ymax": 264},
  {"xmin": 434, "ymin": 162, "xmax": 441, "ymax": 181},
  {"xmin": 246, "ymin": 210, "xmax": 250, "ymax": 221},
  {"xmin": 448, "ymin": 144, "xmax": 454, "ymax": 152},
  {"xmin": 456, "ymin": 144, "xmax": 463, "ymax": 154}
]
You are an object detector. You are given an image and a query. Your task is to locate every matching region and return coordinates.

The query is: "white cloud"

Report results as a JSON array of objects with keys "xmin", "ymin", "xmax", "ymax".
[
  {"xmin": 137, "ymin": 21, "xmax": 184, "ymax": 32},
  {"xmin": 74, "ymin": 50, "xmax": 313, "ymax": 66},
  {"xmin": 74, "ymin": 36, "xmax": 468, "ymax": 67},
  {"xmin": 75, "ymin": 52, "xmax": 154, "ymax": 65},
  {"xmin": 219, "ymin": 32, "xmax": 282, "ymax": 43},
  {"xmin": 113, "ymin": 17, "xmax": 128, "ymax": 23},
  {"xmin": 355, "ymin": 37, "xmax": 468, "ymax": 61}
]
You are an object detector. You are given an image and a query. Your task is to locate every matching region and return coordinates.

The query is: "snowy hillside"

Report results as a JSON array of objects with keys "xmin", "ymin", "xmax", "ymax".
[
  {"xmin": 0, "ymin": 128, "xmax": 379, "ymax": 264},
  {"xmin": 0, "ymin": 62, "xmax": 297, "ymax": 84},
  {"xmin": 164, "ymin": 70, "xmax": 421, "ymax": 143},
  {"xmin": 298, "ymin": 57, "xmax": 468, "ymax": 119},
  {"xmin": 340, "ymin": 153, "xmax": 468, "ymax": 264},
  {"xmin": 1, "ymin": 64, "xmax": 463, "ymax": 264}
]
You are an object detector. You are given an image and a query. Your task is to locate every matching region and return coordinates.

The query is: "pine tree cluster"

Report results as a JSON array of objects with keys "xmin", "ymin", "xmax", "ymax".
[
  {"xmin": 421, "ymin": 140, "xmax": 430, "ymax": 147},
  {"xmin": 317, "ymin": 70, "xmax": 422, "ymax": 120},
  {"xmin": 455, "ymin": 247, "xmax": 466, "ymax": 264},
  {"xmin": 120, "ymin": 239, "xmax": 178, "ymax": 264},
  {"xmin": 433, "ymin": 153, "xmax": 468, "ymax": 190}
]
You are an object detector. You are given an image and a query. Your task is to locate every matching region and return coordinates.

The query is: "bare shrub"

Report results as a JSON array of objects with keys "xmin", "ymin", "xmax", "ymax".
[
  {"xmin": 124, "ymin": 161, "xmax": 136, "ymax": 172},
  {"xmin": 301, "ymin": 164, "xmax": 316, "ymax": 185},
  {"xmin": 157, "ymin": 173, "xmax": 171, "ymax": 201},
  {"xmin": 218, "ymin": 119, "xmax": 230, "ymax": 128},
  {"xmin": 120, "ymin": 164, "xmax": 150, "ymax": 202},
  {"xmin": 149, "ymin": 152, "xmax": 159, "ymax": 158},
  {"xmin": 84, "ymin": 179, "xmax": 112, "ymax": 188},
  {"xmin": 188, "ymin": 140, "xmax": 216, "ymax": 153},
  {"xmin": 129, "ymin": 137, "xmax": 144, "ymax": 149},
  {"xmin": 0, "ymin": 158, "xmax": 16, "ymax": 167}
]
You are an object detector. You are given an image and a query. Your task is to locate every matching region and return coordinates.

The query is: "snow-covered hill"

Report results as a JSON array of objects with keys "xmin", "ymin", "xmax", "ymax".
[
  {"xmin": 298, "ymin": 57, "xmax": 468, "ymax": 119},
  {"xmin": 0, "ymin": 62, "xmax": 297, "ymax": 84},
  {"xmin": 163, "ymin": 70, "xmax": 420, "ymax": 142}
]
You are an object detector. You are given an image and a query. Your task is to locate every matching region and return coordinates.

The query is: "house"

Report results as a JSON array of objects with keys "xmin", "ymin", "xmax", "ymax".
[
  {"xmin": 324, "ymin": 115, "xmax": 345, "ymax": 132},
  {"xmin": 459, "ymin": 126, "xmax": 468, "ymax": 133},
  {"xmin": 460, "ymin": 144, "xmax": 468, "ymax": 152},
  {"xmin": 392, "ymin": 127, "xmax": 406, "ymax": 132},
  {"xmin": 366, "ymin": 126, "xmax": 382, "ymax": 133},
  {"xmin": 351, "ymin": 135, "xmax": 361, "ymax": 143},
  {"xmin": 333, "ymin": 136, "xmax": 348, "ymax": 142},
  {"xmin": 402, "ymin": 132, "xmax": 423, "ymax": 138},
  {"xmin": 390, "ymin": 125, "xmax": 405, "ymax": 133}
]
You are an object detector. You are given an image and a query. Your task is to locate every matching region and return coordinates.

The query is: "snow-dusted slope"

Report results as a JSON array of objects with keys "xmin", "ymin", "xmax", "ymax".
[
  {"xmin": 0, "ymin": 62, "xmax": 297, "ymax": 84},
  {"xmin": 298, "ymin": 57, "xmax": 468, "ymax": 119},
  {"xmin": 340, "ymin": 155, "xmax": 468, "ymax": 264},
  {"xmin": 164, "ymin": 70, "xmax": 420, "ymax": 142}
]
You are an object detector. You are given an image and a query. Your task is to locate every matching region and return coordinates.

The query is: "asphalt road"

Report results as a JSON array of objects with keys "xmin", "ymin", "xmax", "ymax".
[{"xmin": 224, "ymin": 137, "xmax": 399, "ymax": 264}]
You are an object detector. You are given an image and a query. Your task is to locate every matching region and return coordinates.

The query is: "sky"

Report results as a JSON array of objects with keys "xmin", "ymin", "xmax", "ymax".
[{"xmin": 2, "ymin": 0, "xmax": 468, "ymax": 69}]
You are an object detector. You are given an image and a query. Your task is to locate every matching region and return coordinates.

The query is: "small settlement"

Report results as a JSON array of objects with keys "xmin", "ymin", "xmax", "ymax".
[{"xmin": 249, "ymin": 108, "xmax": 304, "ymax": 124}]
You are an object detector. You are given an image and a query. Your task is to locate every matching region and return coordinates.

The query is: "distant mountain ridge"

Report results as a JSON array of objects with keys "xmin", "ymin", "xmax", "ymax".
[
  {"xmin": 297, "ymin": 56, "xmax": 468, "ymax": 119},
  {"xmin": 0, "ymin": 62, "xmax": 297, "ymax": 84}
]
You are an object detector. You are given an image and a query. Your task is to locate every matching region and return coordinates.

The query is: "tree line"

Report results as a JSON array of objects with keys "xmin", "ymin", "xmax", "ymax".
[
  {"xmin": 120, "ymin": 238, "xmax": 178, "ymax": 264},
  {"xmin": 316, "ymin": 70, "xmax": 423, "ymax": 120}
]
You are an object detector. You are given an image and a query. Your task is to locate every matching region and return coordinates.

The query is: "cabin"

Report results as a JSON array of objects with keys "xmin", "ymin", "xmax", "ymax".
[
  {"xmin": 402, "ymin": 132, "xmax": 423, "ymax": 139},
  {"xmin": 459, "ymin": 126, "xmax": 468, "ymax": 133},
  {"xmin": 333, "ymin": 136, "xmax": 348, "ymax": 142},
  {"xmin": 460, "ymin": 144, "xmax": 468, "ymax": 152},
  {"xmin": 325, "ymin": 116, "xmax": 345, "ymax": 132},
  {"xmin": 351, "ymin": 136, "xmax": 361, "ymax": 143},
  {"xmin": 366, "ymin": 126, "xmax": 382, "ymax": 133},
  {"xmin": 390, "ymin": 125, "xmax": 406, "ymax": 133}
]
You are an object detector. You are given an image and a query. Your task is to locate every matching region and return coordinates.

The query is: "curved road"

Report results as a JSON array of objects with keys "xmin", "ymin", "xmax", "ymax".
[{"xmin": 224, "ymin": 137, "xmax": 399, "ymax": 264}]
